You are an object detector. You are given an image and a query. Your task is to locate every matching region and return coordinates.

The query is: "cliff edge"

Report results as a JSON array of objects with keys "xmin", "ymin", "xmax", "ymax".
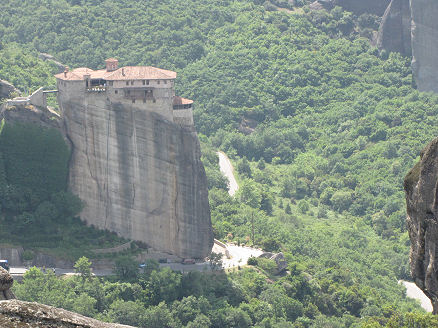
[
  {"xmin": 62, "ymin": 99, "xmax": 213, "ymax": 259},
  {"xmin": 404, "ymin": 137, "xmax": 438, "ymax": 314}
]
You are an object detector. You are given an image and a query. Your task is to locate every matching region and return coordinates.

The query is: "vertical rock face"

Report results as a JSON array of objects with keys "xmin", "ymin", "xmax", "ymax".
[
  {"xmin": 377, "ymin": 0, "xmax": 412, "ymax": 56},
  {"xmin": 410, "ymin": 0, "xmax": 438, "ymax": 93},
  {"xmin": 404, "ymin": 137, "xmax": 438, "ymax": 314},
  {"xmin": 61, "ymin": 96, "xmax": 213, "ymax": 259}
]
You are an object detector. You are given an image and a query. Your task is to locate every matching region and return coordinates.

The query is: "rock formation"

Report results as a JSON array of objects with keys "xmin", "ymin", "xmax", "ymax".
[
  {"xmin": 0, "ymin": 80, "xmax": 19, "ymax": 99},
  {"xmin": 62, "ymin": 101, "xmax": 212, "ymax": 259},
  {"xmin": 0, "ymin": 268, "xmax": 15, "ymax": 301},
  {"xmin": 376, "ymin": 0, "xmax": 412, "ymax": 56},
  {"xmin": 410, "ymin": 0, "xmax": 438, "ymax": 93},
  {"xmin": 0, "ymin": 103, "xmax": 61, "ymax": 131},
  {"xmin": 376, "ymin": 0, "xmax": 438, "ymax": 92},
  {"xmin": 38, "ymin": 53, "xmax": 66, "ymax": 74},
  {"xmin": 0, "ymin": 300, "xmax": 135, "ymax": 327},
  {"xmin": 404, "ymin": 137, "xmax": 438, "ymax": 314}
]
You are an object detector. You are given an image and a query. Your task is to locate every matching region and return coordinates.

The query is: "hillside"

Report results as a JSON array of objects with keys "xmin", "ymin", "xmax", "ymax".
[{"xmin": 1, "ymin": 0, "xmax": 438, "ymax": 327}]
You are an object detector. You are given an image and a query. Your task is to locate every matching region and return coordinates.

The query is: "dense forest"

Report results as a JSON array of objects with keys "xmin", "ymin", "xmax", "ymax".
[{"xmin": 2, "ymin": 0, "xmax": 438, "ymax": 327}]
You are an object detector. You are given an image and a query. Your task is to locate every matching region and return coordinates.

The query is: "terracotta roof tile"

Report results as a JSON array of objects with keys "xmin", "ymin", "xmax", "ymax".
[
  {"xmin": 173, "ymin": 96, "xmax": 193, "ymax": 105},
  {"xmin": 105, "ymin": 66, "xmax": 177, "ymax": 80},
  {"xmin": 55, "ymin": 65, "xmax": 177, "ymax": 81}
]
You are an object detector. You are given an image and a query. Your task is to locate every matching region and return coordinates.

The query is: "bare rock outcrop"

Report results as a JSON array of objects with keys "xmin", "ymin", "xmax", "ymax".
[
  {"xmin": 0, "ymin": 80, "xmax": 19, "ymax": 99},
  {"xmin": 404, "ymin": 137, "xmax": 438, "ymax": 314},
  {"xmin": 62, "ymin": 100, "xmax": 213, "ymax": 259},
  {"xmin": 0, "ymin": 299, "xmax": 134, "ymax": 328},
  {"xmin": 38, "ymin": 53, "xmax": 66, "ymax": 74},
  {"xmin": 376, "ymin": 0, "xmax": 411, "ymax": 56},
  {"xmin": 0, "ymin": 103, "xmax": 61, "ymax": 131}
]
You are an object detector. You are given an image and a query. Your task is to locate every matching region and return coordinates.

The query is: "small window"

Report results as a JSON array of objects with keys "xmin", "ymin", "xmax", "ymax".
[
  {"xmin": 164, "ymin": 80, "xmax": 167, "ymax": 84},
  {"xmin": 142, "ymin": 80, "xmax": 145, "ymax": 85},
  {"xmin": 109, "ymin": 81, "xmax": 113, "ymax": 86},
  {"xmin": 157, "ymin": 80, "xmax": 160, "ymax": 85},
  {"xmin": 153, "ymin": 99, "xmax": 156, "ymax": 103},
  {"xmin": 131, "ymin": 80, "xmax": 134, "ymax": 85},
  {"xmin": 115, "ymin": 90, "xmax": 118, "ymax": 94},
  {"xmin": 132, "ymin": 99, "xmax": 135, "ymax": 103},
  {"xmin": 143, "ymin": 99, "xmax": 146, "ymax": 103},
  {"xmin": 126, "ymin": 81, "xmax": 129, "ymax": 86},
  {"xmin": 146, "ymin": 80, "xmax": 149, "ymax": 85},
  {"xmin": 127, "ymin": 90, "xmax": 130, "ymax": 95}
]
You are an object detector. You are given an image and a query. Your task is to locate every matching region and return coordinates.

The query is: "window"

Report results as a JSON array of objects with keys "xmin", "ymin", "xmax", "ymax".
[
  {"xmin": 157, "ymin": 80, "xmax": 160, "ymax": 84},
  {"xmin": 126, "ymin": 81, "xmax": 129, "ymax": 86},
  {"xmin": 164, "ymin": 80, "xmax": 167, "ymax": 84},
  {"xmin": 143, "ymin": 99, "xmax": 146, "ymax": 103},
  {"xmin": 146, "ymin": 80, "xmax": 149, "ymax": 85},
  {"xmin": 142, "ymin": 80, "xmax": 145, "ymax": 85},
  {"xmin": 127, "ymin": 90, "xmax": 130, "ymax": 95},
  {"xmin": 132, "ymin": 99, "xmax": 135, "ymax": 103},
  {"xmin": 131, "ymin": 81, "xmax": 134, "ymax": 85},
  {"xmin": 115, "ymin": 90, "xmax": 118, "ymax": 94},
  {"xmin": 109, "ymin": 81, "xmax": 113, "ymax": 86},
  {"xmin": 153, "ymin": 99, "xmax": 156, "ymax": 103}
]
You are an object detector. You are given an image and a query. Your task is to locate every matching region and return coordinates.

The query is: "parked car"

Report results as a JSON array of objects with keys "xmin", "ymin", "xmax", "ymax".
[{"xmin": 0, "ymin": 260, "xmax": 10, "ymax": 272}]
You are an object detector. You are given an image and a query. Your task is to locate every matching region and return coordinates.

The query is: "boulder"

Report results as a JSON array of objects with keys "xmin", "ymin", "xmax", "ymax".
[
  {"xmin": 0, "ymin": 267, "xmax": 15, "ymax": 301},
  {"xmin": 404, "ymin": 137, "xmax": 438, "ymax": 314},
  {"xmin": 376, "ymin": 0, "xmax": 412, "ymax": 56}
]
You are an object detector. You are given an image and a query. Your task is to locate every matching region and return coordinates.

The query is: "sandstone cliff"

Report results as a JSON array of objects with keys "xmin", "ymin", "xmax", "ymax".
[
  {"xmin": 404, "ymin": 137, "xmax": 438, "ymax": 314},
  {"xmin": 61, "ymin": 99, "xmax": 212, "ymax": 259},
  {"xmin": 376, "ymin": 0, "xmax": 411, "ymax": 56},
  {"xmin": 410, "ymin": 0, "xmax": 438, "ymax": 93},
  {"xmin": 376, "ymin": 0, "xmax": 438, "ymax": 92}
]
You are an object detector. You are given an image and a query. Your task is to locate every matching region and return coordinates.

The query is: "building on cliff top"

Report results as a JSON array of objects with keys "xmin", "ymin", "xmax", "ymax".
[
  {"xmin": 54, "ymin": 58, "xmax": 213, "ymax": 259},
  {"xmin": 55, "ymin": 58, "xmax": 194, "ymax": 127}
]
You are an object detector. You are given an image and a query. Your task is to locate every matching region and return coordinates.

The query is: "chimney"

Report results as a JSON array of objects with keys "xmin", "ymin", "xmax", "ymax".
[
  {"xmin": 105, "ymin": 58, "xmax": 119, "ymax": 72},
  {"xmin": 64, "ymin": 66, "xmax": 69, "ymax": 78},
  {"xmin": 122, "ymin": 68, "xmax": 125, "ymax": 76}
]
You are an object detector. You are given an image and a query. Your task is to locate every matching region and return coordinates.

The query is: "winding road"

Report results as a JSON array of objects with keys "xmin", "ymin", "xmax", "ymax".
[
  {"xmin": 217, "ymin": 151, "xmax": 239, "ymax": 196},
  {"xmin": 399, "ymin": 280, "xmax": 432, "ymax": 312}
]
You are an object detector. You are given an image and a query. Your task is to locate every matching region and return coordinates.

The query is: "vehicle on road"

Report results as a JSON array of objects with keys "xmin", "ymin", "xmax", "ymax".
[{"xmin": 0, "ymin": 260, "xmax": 10, "ymax": 271}]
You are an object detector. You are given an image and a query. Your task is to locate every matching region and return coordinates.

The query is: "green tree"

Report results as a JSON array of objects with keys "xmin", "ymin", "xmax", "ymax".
[
  {"xmin": 114, "ymin": 256, "xmax": 138, "ymax": 281},
  {"xmin": 74, "ymin": 256, "xmax": 92, "ymax": 280}
]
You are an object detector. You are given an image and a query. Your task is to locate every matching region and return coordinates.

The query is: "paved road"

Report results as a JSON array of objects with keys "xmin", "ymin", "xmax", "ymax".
[
  {"xmin": 217, "ymin": 151, "xmax": 239, "ymax": 196},
  {"xmin": 399, "ymin": 280, "xmax": 432, "ymax": 312}
]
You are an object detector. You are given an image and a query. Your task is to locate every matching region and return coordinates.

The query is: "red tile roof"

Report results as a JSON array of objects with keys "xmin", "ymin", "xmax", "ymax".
[
  {"xmin": 173, "ymin": 96, "xmax": 193, "ymax": 105},
  {"xmin": 55, "ymin": 66, "xmax": 177, "ymax": 81},
  {"xmin": 105, "ymin": 66, "xmax": 177, "ymax": 81}
]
